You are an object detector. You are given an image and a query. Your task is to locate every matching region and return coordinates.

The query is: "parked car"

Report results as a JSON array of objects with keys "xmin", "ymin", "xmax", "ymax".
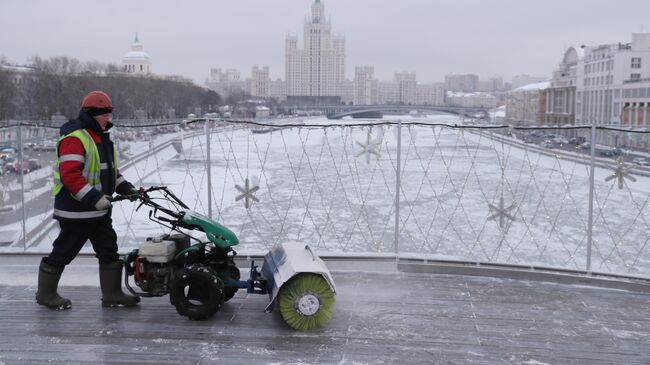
[
  {"xmin": 553, "ymin": 136, "xmax": 569, "ymax": 144},
  {"xmin": 0, "ymin": 147, "xmax": 17, "ymax": 160},
  {"xmin": 38, "ymin": 140, "xmax": 57, "ymax": 151},
  {"xmin": 542, "ymin": 140, "xmax": 554, "ymax": 148},
  {"xmin": 632, "ymin": 157, "xmax": 650, "ymax": 166},
  {"xmin": 598, "ymin": 147, "xmax": 622, "ymax": 157},
  {"xmin": 599, "ymin": 149, "xmax": 614, "ymax": 157},
  {"xmin": 3, "ymin": 158, "xmax": 15, "ymax": 174},
  {"xmin": 7, "ymin": 158, "xmax": 41, "ymax": 174},
  {"xmin": 10, "ymin": 160, "xmax": 28, "ymax": 174},
  {"xmin": 569, "ymin": 136, "xmax": 587, "ymax": 145},
  {"xmin": 27, "ymin": 159, "xmax": 42, "ymax": 171}
]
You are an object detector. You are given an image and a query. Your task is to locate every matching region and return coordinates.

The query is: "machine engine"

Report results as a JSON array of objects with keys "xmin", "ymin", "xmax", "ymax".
[{"xmin": 134, "ymin": 237, "xmax": 177, "ymax": 296}]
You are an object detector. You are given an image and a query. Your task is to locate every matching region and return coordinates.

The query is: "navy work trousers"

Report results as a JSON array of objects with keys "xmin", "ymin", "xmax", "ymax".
[{"xmin": 46, "ymin": 217, "xmax": 119, "ymax": 267}]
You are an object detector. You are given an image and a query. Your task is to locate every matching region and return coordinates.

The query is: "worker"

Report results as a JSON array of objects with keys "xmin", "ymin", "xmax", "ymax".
[{"xmin": 36, "ymin": 91, "xmax": 141, "ymax": 310}]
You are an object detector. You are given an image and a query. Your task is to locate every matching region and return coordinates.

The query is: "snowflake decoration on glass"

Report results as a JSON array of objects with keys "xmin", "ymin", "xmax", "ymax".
[
  {"xmin": 488, "ymin": 197, "xmax": 516, "ymax": 229},
  {"xmin": 355, "ymin": 130, "xmax": 381, "ymax": 164},
  {"xmin": 235, "ymin": 177, "xmax": 260, "ymax": 209},
  {"xmin": 605, "ymin": 157, "xmax": 636, "ymax": 189}
]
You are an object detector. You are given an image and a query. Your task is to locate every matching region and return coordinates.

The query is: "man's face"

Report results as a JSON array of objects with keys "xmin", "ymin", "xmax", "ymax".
[{"xmin": 94, "ymin": 113, "xmax": 112, "ymax": 130}]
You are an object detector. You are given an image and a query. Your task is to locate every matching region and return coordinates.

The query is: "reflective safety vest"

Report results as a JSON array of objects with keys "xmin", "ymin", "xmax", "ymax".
[{"xmin": 52, "ymin": 129, "xmax": 118, "ymax": 199}]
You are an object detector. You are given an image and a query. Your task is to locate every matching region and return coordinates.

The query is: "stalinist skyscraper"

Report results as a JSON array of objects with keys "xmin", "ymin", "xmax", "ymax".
[{"xmin": 285, "ymin": 0, "xmax": 346, "ymax": 97}]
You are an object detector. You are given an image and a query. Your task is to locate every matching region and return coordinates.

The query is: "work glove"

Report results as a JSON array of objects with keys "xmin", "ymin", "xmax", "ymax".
[
  {"xmin": 94, "ymin": 195, "xmax": 112, "ymax": 210},
  {"xmin": 127, "ymin": 186, "xmax": 148, "ymax": 200}
]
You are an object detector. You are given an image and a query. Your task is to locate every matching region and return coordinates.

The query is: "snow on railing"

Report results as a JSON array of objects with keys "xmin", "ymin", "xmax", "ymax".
[{"xmin": 1, "ymin": 117, "xmax": 649, "ymax": 278}]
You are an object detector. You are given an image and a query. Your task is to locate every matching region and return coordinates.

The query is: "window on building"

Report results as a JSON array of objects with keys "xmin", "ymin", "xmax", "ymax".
[
  {"xmin": 624, "ymin": 89, "xmax": 631, "ymax": 98},
  {"xmin": 631, "ymin": 57, "xmax": 641, "ymax": 69},
  {"xmin": 614, "ymin": 89, "xmax": 620, "ymax": 99},
  {"xmin": 631, "ymin": 73, "xmax": 641, "ymax": 80},
  {"xmin": 632, "ymin": 88, "xmax": 638, "ymax": 98},
  {"xmin": 614, "ymin": 102, "xmax": 620, "ymax": 116}
]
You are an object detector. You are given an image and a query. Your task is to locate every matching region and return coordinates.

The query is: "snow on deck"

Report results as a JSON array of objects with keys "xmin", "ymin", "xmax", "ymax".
[{"xmin": 0, "ymin": 255, "xmax": 649, "ymax": 364}]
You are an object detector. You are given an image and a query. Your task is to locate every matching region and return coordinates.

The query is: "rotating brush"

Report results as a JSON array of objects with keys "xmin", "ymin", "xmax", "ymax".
[{"xmin": 277, "ymin": 273, "xmax": 336, "ymax": 331}]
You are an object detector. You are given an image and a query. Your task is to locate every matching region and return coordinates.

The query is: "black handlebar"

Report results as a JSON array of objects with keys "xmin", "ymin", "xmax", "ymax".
[
  {"xmin": 108, "ymin": 186, "xmax": 185, "ymax": 220},
  {"xmin": 108, "ymin": 185, "xmax": 200, "ymax": 238}
]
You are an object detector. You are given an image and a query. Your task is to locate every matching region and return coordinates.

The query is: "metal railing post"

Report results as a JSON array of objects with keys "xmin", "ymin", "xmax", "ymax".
[
  {"xmin": 394, "ymin": 120, "xmax": 402, "ymax": 254},
  {"xmin": 205, "ymin": 119, "xmax": 212, "ymax": 219},
  {"xmin": 586, "ymin": 122, "xmax": 597, "ymax": 272},
  {"xmin": 18, "ymin": 124, "xmax": 26, "ymax": 251}
]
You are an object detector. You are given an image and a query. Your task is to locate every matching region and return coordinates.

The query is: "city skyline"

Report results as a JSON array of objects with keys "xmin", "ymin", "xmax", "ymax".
[{"xmin": 1, "ymin": 0, "xmax": 649, "ymax": 85}]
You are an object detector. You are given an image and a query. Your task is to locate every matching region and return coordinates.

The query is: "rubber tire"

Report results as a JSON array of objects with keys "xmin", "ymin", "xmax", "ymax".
[
  {"xmin": 223, "ymin": 262, "xmax": 240, "ymax": 302},
  {"xmin": 170, "ymin": 264, "xmax": 224, "ymax": 320}
]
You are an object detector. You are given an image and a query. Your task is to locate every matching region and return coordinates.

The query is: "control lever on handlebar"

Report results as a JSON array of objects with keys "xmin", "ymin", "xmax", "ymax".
[
  {"xmin": 157, "ymin": 216, "xmax": 177, "ymax": 224},
  {"xmin": 107, "ymin": 193, "xmax": 141, "ymax": 203}
]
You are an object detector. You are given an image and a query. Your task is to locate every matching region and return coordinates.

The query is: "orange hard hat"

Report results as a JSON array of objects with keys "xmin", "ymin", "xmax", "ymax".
[{"xmin": 81, "ymin": 91, "xmax": 113, "ymax": 110}]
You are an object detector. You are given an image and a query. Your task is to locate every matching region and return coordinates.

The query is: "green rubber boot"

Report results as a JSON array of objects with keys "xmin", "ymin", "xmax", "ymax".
[
  {"xmin": 35, "ymin": 258, "xmax": 72, "ymax": 310},
  {"xmin": 99, "ymin": 261, "xmax": 140, "ymax": 307}
]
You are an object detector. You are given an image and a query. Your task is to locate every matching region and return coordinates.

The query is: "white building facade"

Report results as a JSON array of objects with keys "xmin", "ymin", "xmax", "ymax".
[
  {"xmin": 395, "ymin": 72, "xmax": 417, "ymax": 104},
  {"xmin": 122, "ymin": 33, "xmax": 151, "ymax": 75},
  {"xmin": 270, "ymin": 79, "xmax": 286, "ymax": 100},
  {"xmin": 576, "ymin": 33, "xmax": 650, "ymax": 144},
  {"xmin": 447, "ymin": 91, "xmax": 498, "ymax": 109},
  {"xmin": 377, "ymin": 81, "xmax": 399, "ymax": 104},
  {"xmin": 285, "ymin": 0, "xmax": 346, "ymax": 97},
  {"xmin": 505, "ymin": 81, "xmax": 550, "ymax": 125},
  {"xmin": 205, "ymin": 68, "xmax": 248, "ymax": 96},
  {"xmin": 250, "ymin": 66, "xmax": 271, "ymax": 98},
  {"xmin": 545, "ymin": 46, "xmax": 582, "ymax": 126},
  {"xmin": 416, "ymin": 83, "xmax": 445, "ymax": 106},
  {"xmin": 445, "ymin": 74, "xmax": 479, "ymax": 92},
  {"xmin": 617, "ymin": 80, "xmax": 650, "ymax": 149},
  {"xmin": 353, "ymin": 66, "xmax": 378, "ymax": 105}
]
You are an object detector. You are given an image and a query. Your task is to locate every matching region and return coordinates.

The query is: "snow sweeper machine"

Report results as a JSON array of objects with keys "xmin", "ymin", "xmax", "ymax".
[{"xmin": 109, "ymin": 186, "xmax": 336, "ymax": 331}]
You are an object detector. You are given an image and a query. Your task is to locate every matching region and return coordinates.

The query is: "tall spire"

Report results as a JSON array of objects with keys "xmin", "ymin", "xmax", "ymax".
[
  {"xmin": 311, "ymin": 0, "xmax": 324, "ymax": 23},
  {"xmin": 131, "ymin": 33, "xmax": 143, "ymax": 52}
]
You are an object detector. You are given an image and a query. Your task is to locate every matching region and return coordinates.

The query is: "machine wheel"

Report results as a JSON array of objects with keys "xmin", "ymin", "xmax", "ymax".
[
  {"xmin": 277, "ymin": 273, "xmax": 335, "ymax": 331},
  {"xmin": 170, "ymin": 264, "xmax": 224, "ymax": 320},
  {"xmin": 223, "ymin": 260, "xmax": 240, "ymax": 302}
]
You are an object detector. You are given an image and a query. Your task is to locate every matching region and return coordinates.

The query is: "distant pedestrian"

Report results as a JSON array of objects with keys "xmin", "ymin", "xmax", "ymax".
[{"xmin": 36, "ymin": 91, "xmax": 141, "ymax": 310}]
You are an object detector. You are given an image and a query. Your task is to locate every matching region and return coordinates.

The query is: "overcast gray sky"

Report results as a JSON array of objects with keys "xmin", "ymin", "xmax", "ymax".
[{"xmin": 1, "ymin": 0, "xmax": 649, "ymax": 85}]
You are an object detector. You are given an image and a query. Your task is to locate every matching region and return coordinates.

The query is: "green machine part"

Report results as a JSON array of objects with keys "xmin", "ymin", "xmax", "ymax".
[{"xmin": 181, "ymin": 210, "xmax": 239, "ymax": 249}]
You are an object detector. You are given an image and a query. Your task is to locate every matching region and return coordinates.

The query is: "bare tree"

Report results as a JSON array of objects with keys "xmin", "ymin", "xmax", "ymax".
[
  {"xmin": 2, "ymin": 55, "xmax": 223, "ymax": 121},
  {"xmin": 0, "ymin": 69, "xmax": 17, "ymax": 120}
]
